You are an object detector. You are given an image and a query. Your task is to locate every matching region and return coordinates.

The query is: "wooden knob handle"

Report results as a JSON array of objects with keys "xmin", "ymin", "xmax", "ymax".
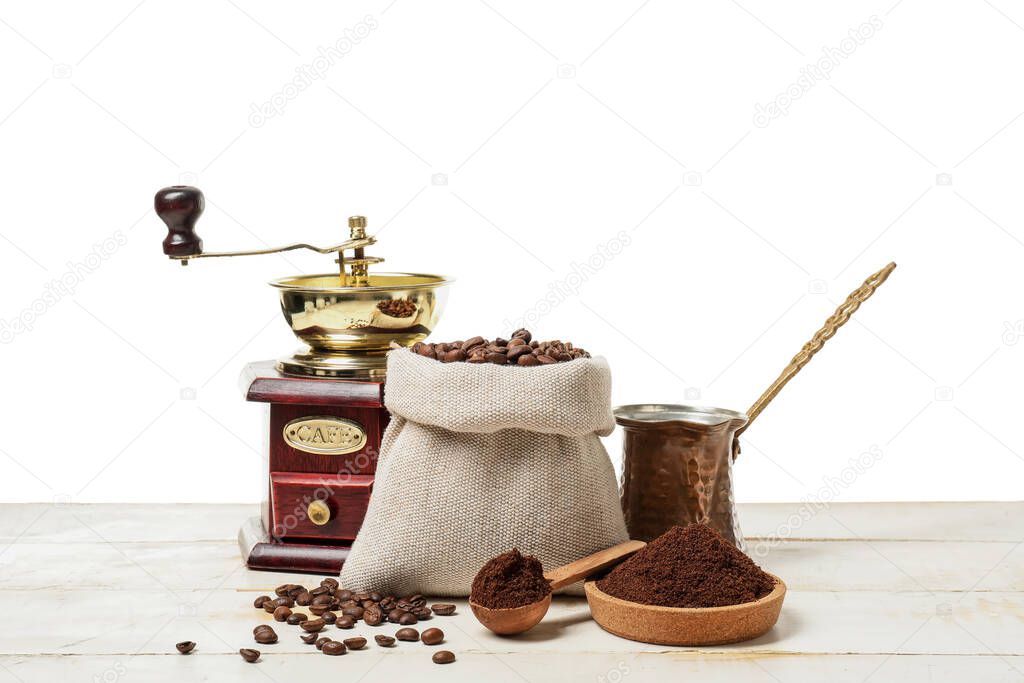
[{"xmin": 155, "ymin": 185, "xmax": 204, "ymax": 257}]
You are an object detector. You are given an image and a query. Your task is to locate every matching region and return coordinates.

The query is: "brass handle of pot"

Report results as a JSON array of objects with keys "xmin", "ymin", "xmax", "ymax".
[
  {"xmin": 733, "ymin": 261, "xmax": 897, "ymax": 458},
  {"xmin": 307, "ymin": 500, "xmax": 331, "ymax": 526}
]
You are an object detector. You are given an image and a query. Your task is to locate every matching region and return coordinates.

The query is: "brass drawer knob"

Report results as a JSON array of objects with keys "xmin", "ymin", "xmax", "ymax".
[{"xmin": 307, "ymin": 499, "xmax": 331, "ymax": 526}]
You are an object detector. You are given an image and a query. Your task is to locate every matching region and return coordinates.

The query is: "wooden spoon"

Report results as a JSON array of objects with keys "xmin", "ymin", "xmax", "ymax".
[{"xmin": 469, "ymin": 540, "xmax": 646, "ymax": 636}]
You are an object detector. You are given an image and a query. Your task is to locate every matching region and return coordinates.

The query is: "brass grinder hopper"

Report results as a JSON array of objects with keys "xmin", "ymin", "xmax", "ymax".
[{"xmin": 155, "ymin": 185, "xmax": 452, "ymax": 377}]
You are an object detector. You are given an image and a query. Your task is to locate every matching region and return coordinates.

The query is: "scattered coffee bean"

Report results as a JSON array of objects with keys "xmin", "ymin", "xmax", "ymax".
[
  {"xmin": 300, "ymin": 618, "xmax": 325, "ymax": 633},
  {"xmin": 395, "ymin": 627, "xmax": 419, "ymax": 642},
  {"xmin": 295, "ymin": 591, "xmax": 312, "ymax": 606},
  {"xmin": 239, "ymin": 648, "xmax": 260, "ymax": 663},
  {"xmin": 272, "ymin": 596, "xmax": 294, "ymax": 609},
  {"xmin": 343, "ymin": 637, "xmax": 367, "ymax": 650},
  {"xmin": 175, "ymin": 641, "xmax": 195, "ymax": 654},
  {"xmin": 322, "ymin": 641, "xmax": 347, "ymax": 656},
  {"xmin": 253, "ymin": 625, "xmax": 273, "ymax": 635},
  {"xmin": 413, "ymin": 607, "xmax": 433, "ymax": 620},
  {"xmin": 315, "ymin": 637, "xmax": 332, "ymax": 650},
  {"xmin": 253, "ymin": 595, "xmax": 271, "ymax": 609},
  {"xmin": 254, "ymin": 627, "xmax": 278, "ymax": 645},
  {"xmin": 321, "ymin": 578, "xmax": 340, "ymax": 590},
  {"xmin": 432, "ymin": 650, "xmax": 456, "ymax": 665},
  {"xmin": 263, "ymin": 601, "xmax": 277, "ymax": 614},
  {"xmin": 335, "ymin": 588, "xmax": 353, "ymax": 601},
  {"xmin": 421, "ymin": 628, "xmax": 444, "ymax": 646},
  {"xmin": 301, "ymin": 632, "xmax": 318, "ymax": 644},
  {"xmin": 375, "ymin": 635, "xmax": 396, "ymax": 647},
  {"xmin": 388, "ymin": 608, "xmax": 406, "ymax": 623},
  {"xmin": 310, "ymin": 586, "xmax": 330, "ymax": 597},
  {"xmin": 275, "ymin": 583, "xmax": 296, "ymax": 596},
  {"xmin": 321, "ymin": 611, "xmax": 337, "ymax": 624},
  {"xmin": 335, "ymin": 616, "xmax": 355, "ymax": 629},
  {"xmin": 431, "ymin": 604, "xmax": 456, "ymax": 616},
  {"xmin": 342, "ymin": 606, "xmax": 364, "ymax": 620},
  {"xmin": 286, "ymin": 612, "xmax": 307, "ymax": 625},
  {"xmin": 363, "ymin": 603, "xmax": 384, "ymax": 626},
  {"xmin": 398, "ymin": 612, "xmax": 418, "ymax": 626},
  {"xmin": 273, "ymin": 606, "xmax": 291, "ymax": 622}
]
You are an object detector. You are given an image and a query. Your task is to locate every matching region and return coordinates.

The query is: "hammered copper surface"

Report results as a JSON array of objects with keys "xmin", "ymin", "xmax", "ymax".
[{"xmin": 617, "ymin": 406, "xmax": 747, "ymax": 549}]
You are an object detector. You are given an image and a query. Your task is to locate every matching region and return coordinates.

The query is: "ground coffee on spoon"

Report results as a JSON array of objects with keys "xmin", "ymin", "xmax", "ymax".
[
  {"xmin": 596, "ymin": 524, "xmax": 775, "ymax": 608},
  {"xmin": 471, "ymin": 548, "xmax": 552, "ymax": 609}
]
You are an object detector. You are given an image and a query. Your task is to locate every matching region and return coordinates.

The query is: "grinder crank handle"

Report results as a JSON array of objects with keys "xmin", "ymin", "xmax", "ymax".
[
  {"xmin": 154, "ymin": 185, "xmax": 378, "ymax": 265},
  {"xmin": 155, "ymin": 185, "xmax": 205, "ymax": 258}
]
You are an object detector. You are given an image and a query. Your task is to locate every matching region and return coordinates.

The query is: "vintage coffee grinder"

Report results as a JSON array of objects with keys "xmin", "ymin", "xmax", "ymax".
[{"xmin": 155, "ymin": 185, "xmax": 452, "ymax": 573}]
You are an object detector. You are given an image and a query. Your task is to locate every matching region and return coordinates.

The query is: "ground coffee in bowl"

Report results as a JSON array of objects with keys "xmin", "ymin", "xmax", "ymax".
[
  {"xmin": 470, "ymin": 549, "xmax": 552, "ymax": 609},
  {"xmin": 596, "ymin": 523, "xmax": 775, "ymax": 608}
]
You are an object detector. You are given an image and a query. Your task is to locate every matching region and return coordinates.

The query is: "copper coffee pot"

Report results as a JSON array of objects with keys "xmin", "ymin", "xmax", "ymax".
[{"xmin": 615, "ymin": 262, "xmax": 897, "ymax": 548}]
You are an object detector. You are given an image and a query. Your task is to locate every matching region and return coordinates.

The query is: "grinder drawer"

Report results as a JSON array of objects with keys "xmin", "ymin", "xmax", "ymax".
[{"xmin": 270, "ymin": 472, "xmax": 373, "ymax": 541}]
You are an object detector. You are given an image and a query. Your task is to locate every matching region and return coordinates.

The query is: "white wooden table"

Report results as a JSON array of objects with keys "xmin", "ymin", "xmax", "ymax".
[{"xmin": 0, "ymin": 502, "xmax": 1021, "ymax": 682}]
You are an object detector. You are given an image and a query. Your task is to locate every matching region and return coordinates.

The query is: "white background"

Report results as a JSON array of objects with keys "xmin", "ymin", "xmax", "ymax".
[{"xmin": 1, "ymin": 0, "xmax": 1022, "ymax": 504}]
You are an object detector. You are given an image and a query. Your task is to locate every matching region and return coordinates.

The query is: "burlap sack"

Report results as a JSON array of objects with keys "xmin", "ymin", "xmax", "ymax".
[{"xmin": 340, "ymin": 348, "xmax": 629, "ymax": 596}]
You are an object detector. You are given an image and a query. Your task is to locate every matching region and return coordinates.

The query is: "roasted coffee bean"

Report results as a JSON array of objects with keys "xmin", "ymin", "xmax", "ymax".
[
  {"xmin": 342, "ymin": 606, "xmax": 364, "ymax": 620},
  {"xmin": 361, "ymin": 599, "xmax": 377, "ymax": 609},
  {"xmin": 272, "ymin": 596, "xmax": 294, "ymax": 609},
  {"xmin": 466, "ymin": 354, "xmax": 489, "ymax": 364},
  {"xmin": 273, "ymin": 606, "xmax": 291, "ymax": 622},
  {"xmin": 335, "ymin": 616, "xmax": 355, "ymax": 629},
  {"xmin": 321, "ymin": 641, "xmax": 346, "ymax": 656},
  {"xmin": 363, "ymin": 604, "xmax": 384, "ymax": 626},
  {"xmin": 431, "ymin": 603, "xmax": 456, "ymax": 616},
  {"xmin": 462, "ymin": 336, "xmax": 485, "ymax": 350},
  {"xmin": 308, "ymin": 605, "xmax": 328, "ymax": 616},
  {"xmin": 300, "ymin": 618, "xmax": 326, "ymax": 633},
  {"xmin": 512, "ymin": 328, "xmax": 531, "ymax": 342},
  {"xmin": 254, "ymin": 627, "xmax": 278, "ymax": 645},
  {"xmin": 253, "ymin": 595, "xmax": 271, "ymax": 609},
  {"xmin": 175, "ymin": 641, "xmax": 196, "ymax": 654},
  {"xmin": 388, "ymin": 608, "xmax": 406, "ymax": 623},
  {"xmin": 263, "ymin": 601, "xmax": 277, "ymax": 614},
  {"xmin": 406, "ymin": 594, "xmax": 426, "ymax": 607},
  {"xmin": 375, "ymin": 635, "xmax": 396, "ymax": 647},
  {"xmin": 253, "ymin": 625, "xmax": 274, "ymax": 635},
  {"xmin": 353, "ymin": 592, "xmax": 371, "ymax": 601},
  {"xmin": 443, "ymin": 349, "xmax": 466, "ymax": 362},
  {"xmin": 536, "ymin": 354, "xmax": 557, "ymax": 364},
  {"xmin": 486, "ymin": 352, "xmax": 507, "ymax": 365},
  {"xmin": 321, "ymin": 611, "xmax": 337, "ymax": 624},
  {"xmin": 416, "ymin": 344, "xmax": 437, "ymax": 359},
  {"xmin": 321, "ymin": 578, "xmax": 339, "ymax": 591},
  {"xmin": 413, "ymin": 607, "xmax": 433, "ymax": 620},
  {"xmin": 339, "ymin": 599, "xmax": 359, "ymax": 609},
  {"xmin": 275, "ymin": 583, "xmax": 297, "ymax": 596},
  {"xmin": 343, "ymin": 637, "xmax": 367, "ymax": 650},
  {"xmin": 395, "ymin": 627, "xmax": 419, "ymax": 642},
  {"xmin": 432, "ymin": 650, "xmax": 456, "ymax": 665},
  {"xmin": 295, "ymin": 591, "xmax": 312, "ymax": 606},
  {"xmin": 507, "ymin": 337, "xmax": 527, "ymax": 347},
  {"xmin": 368, "ymin": 592, "xmax": 384, "ymax": 603},
  {"xmin": 334, "ymin": 589, "xmax": 353, "ymax": 601},
  {"xmin": 379, "ymin": 596, "xmax": 396, "ymax": 610},
  {"xmin": 310, "ymin": 586, "xmax": 330, "ymax": 597},
  {"xmin": 506, "ymin": 344, "xmax": 532, "ymax": 361},
  {"xmin": 517, "ymin": 353, "xmax": 540, "ymax": 367},
  {"xmin": 398, "ymin": 612, "xmax": 418, "ymax": 626},
  {"xmin": 239, "ymin": 648, "xmax": 261, "ymax": 663},
  {"xmin": 301, "ymin": 632, "xmax": 318, "ymax": 644},
  {"xmin": 286, "ymin": 612, "xmax": 307, "ymax": 625},
  {"xmin": 315, "ymin": 637, "xmax": 332, "ymax": 650},
  {"xmin": 287, "ymin": 586, "xmax": 306, "ymax": 599},
  {"xmin": 421, "ymin": 628, "xmax": 444, "ymax": 646},
  {"xmin": 311, "ymin": 594, "xmax": 333, "ymax": 607}
]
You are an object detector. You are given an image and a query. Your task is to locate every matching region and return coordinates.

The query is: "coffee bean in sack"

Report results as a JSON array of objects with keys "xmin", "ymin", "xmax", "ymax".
[{"xmin": 411, "ymin": 330, "xmax": 589, "ymax": 366}]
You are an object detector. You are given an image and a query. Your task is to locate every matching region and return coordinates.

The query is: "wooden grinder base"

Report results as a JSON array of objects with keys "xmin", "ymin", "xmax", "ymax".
[{"xmin": 237, "ymin": 361, "xmax": 388, "ymax": 574}]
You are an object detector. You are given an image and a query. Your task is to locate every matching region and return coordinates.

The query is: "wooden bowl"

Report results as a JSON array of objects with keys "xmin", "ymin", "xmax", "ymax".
[
  {"xmin": 469, "ymin": 594, "xmax": 552, "ymax": 636},
  {"xmin": 584, "ymin": 575, "xmax": 786, "ymax": 646}
]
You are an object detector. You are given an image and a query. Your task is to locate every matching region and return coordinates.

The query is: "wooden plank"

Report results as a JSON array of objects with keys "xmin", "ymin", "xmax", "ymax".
[
  {"xmin": 2, "ymin": 539, "xmax": 1020, "ymax": 593},
  {"xmin": 0, "ymin": 590, "xmax": 1020, "ymax": 657},
  {"xmin": 2, "ymin": 502, "xmax": 1022, "ymax": 544},
  {"xmin": 737, "ymin": 502, "xmax": 1024, "ymax": 542},
  {"xmin": 1, "ymin": 653, "xmax": 1022, "ymax": 683}
]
